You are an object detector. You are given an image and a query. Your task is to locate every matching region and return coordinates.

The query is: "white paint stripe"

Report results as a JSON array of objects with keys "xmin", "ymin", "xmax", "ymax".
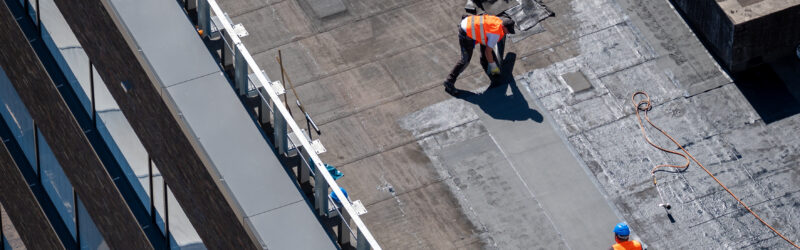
[
  {"xmin": 470, "ymin": 16, "xmax": 477, "ymax": 42},
  {"xmin": 479, "ymin": 15, "xmax": 486, "ymax": 45}
]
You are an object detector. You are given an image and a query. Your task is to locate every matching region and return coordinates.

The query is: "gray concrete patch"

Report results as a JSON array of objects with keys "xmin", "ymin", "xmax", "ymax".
[
  {"xmin": 382, "ymin": 39, "xmax": 460, "ymax": 96},
  {"xmin": 562, "ymin": 71, "xmax": 592, "ymax": 93},
  {"xmin": 437, "ymin": 134, "xmax": 566, "ymax": 249},
  {"xmin": 252, "ymin": 33, "xmax": 350, "ymax": 88},
  {"xmin": 467, "ymin": 83, "xmax": 621, "ymax": 249},
  {"xmin": 399, "ymin": 99, "xmax": 479, "ymax": 139},
  {"xmin": 359, "ymin": 181, "xmax": 482, "ymax": 249},
  {"xmin": 326, "ymin": 1, "xmax": 454, "ymax": 67},
  {"xmin": 235, "ymin": 0, "xmax": 314, "ymax": 54},
  {"xmin": 305, "ymin": 0, "xmax": 347, "ymax": 18},
  {"xmin": 317, "ymin": 115, "xmax": 379, "ymax": 165},
  {"xmin": 398, "ymin": 81, "xmax": 622, "ymax": 248}
]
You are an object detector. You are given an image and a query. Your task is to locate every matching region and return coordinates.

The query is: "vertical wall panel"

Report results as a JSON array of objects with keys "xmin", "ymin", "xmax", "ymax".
[
  {"xmin": 0, "ymin": 140, "xmax": 64, "ymax": 249},
  {"xmin": 48, "ymin": 0, "xmax": 261, "ymax": 248},
  {"xmin": 0, "ymin": 3, "xmax": 152, "ymax": 249}
]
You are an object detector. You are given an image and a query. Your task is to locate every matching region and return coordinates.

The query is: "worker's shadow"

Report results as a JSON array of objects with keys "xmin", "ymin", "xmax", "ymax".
[{"xmin": 458, "ymin": 53, "xmax": 544, "ymax": 123}]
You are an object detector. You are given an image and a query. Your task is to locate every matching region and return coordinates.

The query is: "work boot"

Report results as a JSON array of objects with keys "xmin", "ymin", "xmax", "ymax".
[
  {"xmin": 443, "ymin": 81, "xmax": 459, "ymax": 96},
  {"xmin": 465, "ymin": 0, "xmax": 477, "ymax": 14}
]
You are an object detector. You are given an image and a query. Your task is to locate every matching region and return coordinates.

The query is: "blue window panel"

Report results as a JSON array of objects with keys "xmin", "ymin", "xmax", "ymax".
[
  {"xmin": 77, "ymin": 198, "xmax": 108, "ymax": 250},
  {"xmin": 0, "ymin": 69, "xmax": 37, "ymax": 172},
  {"xmin": 19, "ymin": 0, "xmax": 37, "ymax": 23},
  {"xmin": 151, "ymin": 172, "xmax": 166, "ymax": 233},
  {"xmin": 166, "ymin": 188, "xmax": 206, "ymax": 250},
  {"xmin": 37, "ymin": 131, "xmax": 77, "ymax": 239},
  {"xmin": 39, "ymin": 32, "xmax": 92, "ymax": 116},
  {"xmin": 95, "ymin": 112, "xmax": 153, "ymax": 211}
]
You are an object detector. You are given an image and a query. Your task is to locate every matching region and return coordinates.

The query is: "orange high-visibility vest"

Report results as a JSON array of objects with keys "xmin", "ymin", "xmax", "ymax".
[
  {"xmin": 465, "ymin": 14, "xmax": 505, "ymax": 45},
  {"xmin": 612, "ymin": 240, "xmax": 642, "ymax": 250}
]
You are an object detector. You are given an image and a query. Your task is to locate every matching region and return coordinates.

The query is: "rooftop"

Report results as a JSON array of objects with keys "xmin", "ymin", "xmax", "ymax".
[{"xmin": 217, "ymin": 0, "xmax": 800, "ymax": 248}]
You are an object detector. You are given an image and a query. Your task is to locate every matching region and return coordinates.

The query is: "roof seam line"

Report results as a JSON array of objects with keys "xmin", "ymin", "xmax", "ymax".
[
  {"xmin": 165, "ymin": 71, "xmax": 220, "ymax": 88},
  {"xmin": 245, "ymin": 199, "xmax": 305, "ymax": 218}
]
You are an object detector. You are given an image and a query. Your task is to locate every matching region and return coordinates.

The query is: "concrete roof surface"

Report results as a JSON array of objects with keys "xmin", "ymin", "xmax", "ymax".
[{"xmin": 218, "ymin": 0, "xmax": 800, "ymax": 248}]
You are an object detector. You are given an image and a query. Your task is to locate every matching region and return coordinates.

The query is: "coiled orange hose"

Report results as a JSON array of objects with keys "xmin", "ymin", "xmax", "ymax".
[{"xmin": 632, "ymin": 91, "xmax": 799, "ymax": 249}]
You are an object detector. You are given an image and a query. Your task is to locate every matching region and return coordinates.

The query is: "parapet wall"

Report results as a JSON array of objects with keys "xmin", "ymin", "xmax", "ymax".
[
  {"xmin": 671, "ymin": 0, "xmax": 800, "ymax": 71},
  {"xmin": 732, "ymin": 4, "xmax": 800, "ymax": 70}
]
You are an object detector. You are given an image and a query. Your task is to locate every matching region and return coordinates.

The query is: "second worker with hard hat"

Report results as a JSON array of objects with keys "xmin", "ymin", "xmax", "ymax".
[{"xmin": 611, "ymin": 222, "xmax": 643, "ymax": 250}]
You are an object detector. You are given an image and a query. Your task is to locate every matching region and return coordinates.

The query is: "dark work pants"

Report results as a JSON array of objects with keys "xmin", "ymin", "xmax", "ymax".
[{"xmin": 446, "ymin": 28, "xmax": 488, "ymax": 84}]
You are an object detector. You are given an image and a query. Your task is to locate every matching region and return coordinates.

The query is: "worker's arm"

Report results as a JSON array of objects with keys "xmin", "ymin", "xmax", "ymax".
[
  {"xmin": 484, "ymin": 45, "xmax": 494, "ymax": 63},
  {"xmin": 484, "ymin": 45, "xmax": 500, "ymax": 75}
]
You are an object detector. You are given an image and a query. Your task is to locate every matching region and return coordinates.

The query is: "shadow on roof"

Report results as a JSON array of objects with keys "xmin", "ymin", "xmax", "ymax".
[
  {"xmin": 458, "ymin": 53, "xmax": 544, "ymax": 123},
  {"xmin": 734, "ymin": 56, "xmax": 800, "ymax": 124}
]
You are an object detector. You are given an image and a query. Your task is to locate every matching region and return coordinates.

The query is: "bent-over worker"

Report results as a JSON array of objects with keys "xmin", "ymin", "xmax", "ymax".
[{"xmin": 443, "ymin": 14, "xmax": 515, "ymax": 95}]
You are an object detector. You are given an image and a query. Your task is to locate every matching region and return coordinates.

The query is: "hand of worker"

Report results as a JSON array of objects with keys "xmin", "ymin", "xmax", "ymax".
[{"xmin": 488, "ymin": 62, "xmax": 500, "ymax": 75}]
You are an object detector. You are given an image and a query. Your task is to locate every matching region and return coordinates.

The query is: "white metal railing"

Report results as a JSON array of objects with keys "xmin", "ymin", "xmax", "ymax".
[{"xmin": 201, "ymin": 1, "xmax": 381, "ymax": 249}]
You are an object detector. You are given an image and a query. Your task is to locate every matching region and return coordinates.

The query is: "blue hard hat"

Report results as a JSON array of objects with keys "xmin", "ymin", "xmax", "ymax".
[{"xmin": 614, "ymin": 222, "xmax": 630, "ymax": 236}]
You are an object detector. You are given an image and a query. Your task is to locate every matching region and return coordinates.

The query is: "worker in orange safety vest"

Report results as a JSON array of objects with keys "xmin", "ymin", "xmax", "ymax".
[
  {"xmin": 610, "ymin": 222, "xmax": 643, "ymax": 250},
  {"xmin": 443, "ymin": 14, "xmax": 515, "ymax": 95}
]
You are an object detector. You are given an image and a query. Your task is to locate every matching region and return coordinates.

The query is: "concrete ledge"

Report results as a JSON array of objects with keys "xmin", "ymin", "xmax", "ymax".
[{"xmin": 671, "ymin": 0, "xmax": 800, "ymax": 71}]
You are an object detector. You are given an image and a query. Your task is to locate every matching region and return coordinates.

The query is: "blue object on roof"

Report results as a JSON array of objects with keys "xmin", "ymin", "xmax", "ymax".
[
  {"xmin": 310, "ymin": 159, "xmax": 344, "ymax": 180},
  {"xmin": 330, "ymin": 187, "xmax": 349, "ymax": 204},
  {"xmin": 327, "ymin": 165, "xmax": 344, "ymax": 180}
]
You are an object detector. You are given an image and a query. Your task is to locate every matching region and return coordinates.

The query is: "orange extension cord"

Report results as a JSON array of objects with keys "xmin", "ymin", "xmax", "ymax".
[{"xmin": 631, "ymin": 91, "xmax": 800, "ymax": 249}]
